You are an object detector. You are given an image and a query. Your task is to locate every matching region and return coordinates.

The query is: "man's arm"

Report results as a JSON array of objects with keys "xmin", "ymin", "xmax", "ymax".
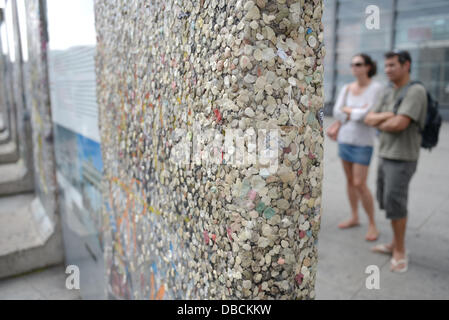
[
  {"xmin": 364, "ymin": 88, "xmax": 395, "ymax": 126},
  {"xmin": 377, "ymin": 84, "xmax": 427, "ymax": 133},
  {"xmin": 364, "ymin": 111, "xmax": 395, "ymax": 127},
  {"xmin": 378, "ymin": 114, "xmax": 411, "ymax": 132}
]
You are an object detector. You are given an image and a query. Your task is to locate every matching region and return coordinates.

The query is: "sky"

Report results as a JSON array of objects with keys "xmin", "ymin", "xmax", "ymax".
[
  {"xmin": 17, "ymin": 0, "xmax": 28, "ymax": 61},
  {"xmin": 1, "ymin": 0, "xmax": 96, "ymax": 59},
  {"xmin": 46, "ymin": 0, "xmax": 96, "ymax": 51},
  {"xmin": 4, "ymin": 0, "xmax": 16, "ymax": 61}
]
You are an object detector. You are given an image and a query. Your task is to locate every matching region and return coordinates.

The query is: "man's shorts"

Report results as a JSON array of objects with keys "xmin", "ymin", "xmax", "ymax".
[{"xmin": 376, "ymin": 157, "xmax": 417, "ymax": 220}]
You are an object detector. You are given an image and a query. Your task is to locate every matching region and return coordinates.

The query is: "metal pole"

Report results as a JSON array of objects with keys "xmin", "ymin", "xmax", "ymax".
[{"xmin": 331, "ymin": 0, "xmax": 339, "ymax": 106}]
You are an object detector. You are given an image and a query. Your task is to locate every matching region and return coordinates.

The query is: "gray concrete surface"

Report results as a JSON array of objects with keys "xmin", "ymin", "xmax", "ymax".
[
  {"xmin": 0, "ymin": 194, "xmax": 64, "ymax": 279},
  {"xmin": 0, "ymin": 159, "xmax": 34, "ymax": 195},
  {"xmin": 0, "ymin": 265, "xmax": 80, "ymax": 300},
  {"xmin": 0, "ymin": 129, "xmax": 11, "ymax": 144},
  {"xmin": 316, "ymin": 117, "xmax": 449, "ymax": 300},
  {"xmin": 0, "ymin": 140, "xmax": 18, "ymax": 164}
]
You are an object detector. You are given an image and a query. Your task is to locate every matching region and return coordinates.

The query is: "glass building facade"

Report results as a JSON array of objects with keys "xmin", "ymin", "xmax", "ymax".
[{"xmin": 323, "ymin": 0, "xmax": 449, "ymax": 119}]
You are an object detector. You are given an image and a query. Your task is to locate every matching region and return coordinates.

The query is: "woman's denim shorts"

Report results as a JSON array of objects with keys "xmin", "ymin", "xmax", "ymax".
[{"xmin": 338, "ymin": 143, "xmax": 373, "ymax": 166}]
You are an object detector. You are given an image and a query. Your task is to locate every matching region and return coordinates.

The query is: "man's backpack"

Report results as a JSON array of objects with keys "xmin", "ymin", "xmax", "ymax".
[{"xmin": 392, "ymin": 81, "xmax": 442, "ymax": 150}]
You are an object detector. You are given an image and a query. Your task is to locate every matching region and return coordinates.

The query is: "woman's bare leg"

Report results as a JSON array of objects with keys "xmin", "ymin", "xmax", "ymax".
[
  {"xmin": 353, "ymin": 163, "xmax": 379, "ymax": 240},
  {"xmin": 338, "ymin": 160, "xmax": 360, "ymax": 228}
]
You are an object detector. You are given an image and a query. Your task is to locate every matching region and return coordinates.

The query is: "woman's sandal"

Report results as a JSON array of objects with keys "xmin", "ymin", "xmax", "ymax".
[
  {"xmin": 390, "ymin": 257, "xmax": 408, "ymax": 273},
  {"xmin": 371, "ymin": 243, "xmax": 393, "ymax": 255}
]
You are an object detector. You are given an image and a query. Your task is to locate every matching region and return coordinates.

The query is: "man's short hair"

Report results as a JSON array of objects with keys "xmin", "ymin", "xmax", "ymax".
[{"xmin": 385, "ymin": 50, "xmax": 412, "ymax": 73}]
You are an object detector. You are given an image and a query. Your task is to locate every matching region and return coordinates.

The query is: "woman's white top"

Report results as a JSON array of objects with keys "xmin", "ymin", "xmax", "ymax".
[{"xmin": 333, "ymin": 81, "xmax": 384, "ymax": 147}]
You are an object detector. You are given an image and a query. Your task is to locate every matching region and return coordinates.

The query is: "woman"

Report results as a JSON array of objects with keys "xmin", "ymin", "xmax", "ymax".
[{"xmin": 332, "ymin": 53, "xmax": 383, "ymax": 241}]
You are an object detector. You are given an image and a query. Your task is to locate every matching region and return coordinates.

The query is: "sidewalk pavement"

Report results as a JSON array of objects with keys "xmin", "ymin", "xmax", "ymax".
[
  {"xmin": 315, "ymin": 117, "xmax": 449, "ymax": 299},
  {"xmin": 0, "ymin": 265, "xmax": 80, "ymax": 300}
]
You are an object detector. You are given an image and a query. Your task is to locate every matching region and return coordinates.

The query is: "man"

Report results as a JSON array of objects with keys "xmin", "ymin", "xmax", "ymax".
[{"xmin": 364, "ymin": 50, "xmax": 428, "ymax": 273}]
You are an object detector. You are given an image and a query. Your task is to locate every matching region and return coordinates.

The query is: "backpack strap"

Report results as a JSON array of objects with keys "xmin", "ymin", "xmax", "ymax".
[{"xmin": 392, "ymin": 80, "xmax": 423, "ymax": 114}]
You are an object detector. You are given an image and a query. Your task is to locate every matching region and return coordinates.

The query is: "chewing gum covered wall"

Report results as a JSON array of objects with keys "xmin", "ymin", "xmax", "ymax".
[
  {"xmin": 95, "ymin": 0, "xmax": 325, "ymax": 299},
  {"xmin": 25, "ymin": 0, "xmax": 58, "ymax": 221}
]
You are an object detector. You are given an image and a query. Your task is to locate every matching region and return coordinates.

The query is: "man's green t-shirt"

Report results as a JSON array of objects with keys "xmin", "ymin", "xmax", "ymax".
[{"xmin": 372, "ymin": 82, "xmax": 428, "ymax": 161}]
